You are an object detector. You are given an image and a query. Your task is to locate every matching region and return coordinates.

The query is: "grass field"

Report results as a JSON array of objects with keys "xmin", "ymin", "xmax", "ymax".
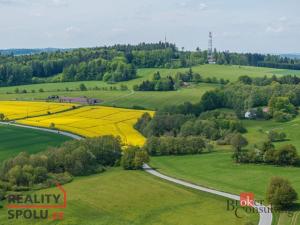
[
  {"xmin": 1, "ymin": 65, "xmax": 300, "ymax": 95},
  {"xmin": 0, "ymin": 101, "xmax": 77, "ymax": 120},
  {"xmin": 0, "ymin": 168, "xmax": 258, "ymax": 225},
  {"xmin": 0, "ymin": 124, "xmax": 70, "ymax": 162},
  {"xmin": 150, "ymin": 152, "xmax": 300, "ymax": 225},
  {"xmin": 243, "ymin": 116, "xmax": 300, "ymax": 152},
  {"xmin": 18, "ymin": 106, "xmax": 154, "ymax": 146},
  {"xmin": 1, "ymin": 64, "xmax": 300, "ymax": 110},
  {"xmin": 149, "ymin": 115, "xmax": 300, "ymax": 225},
  {"xmin": 0, "ymin": 84, "xmax": 217, "ymax": 111}
]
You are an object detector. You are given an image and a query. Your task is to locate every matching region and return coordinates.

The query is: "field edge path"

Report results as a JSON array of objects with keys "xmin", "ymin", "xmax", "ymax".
[{"xmin": 0, "ymin": 121, "xmax": 272, "ymax": 225}]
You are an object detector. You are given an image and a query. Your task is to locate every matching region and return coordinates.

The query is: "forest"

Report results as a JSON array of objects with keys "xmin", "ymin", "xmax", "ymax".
[{"xmin": 1, "ymin": 42, "xmax": 300, "ymax": 87}]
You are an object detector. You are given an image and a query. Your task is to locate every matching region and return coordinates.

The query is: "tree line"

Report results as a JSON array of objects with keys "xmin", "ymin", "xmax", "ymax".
[
  {"xmin": 2, "ymin": 42, "xmax": 300, "ymax": 87},
  {"xmin": 135, "ymin": 109, "xmax": 246, "ymax": 156},
  {"xmin": 133, "ymin": 69, "xmax": 229, "ymax": 92},
  {"xmin": 0, "ymin": 136, "xmax": 149, "ymax": 202}
]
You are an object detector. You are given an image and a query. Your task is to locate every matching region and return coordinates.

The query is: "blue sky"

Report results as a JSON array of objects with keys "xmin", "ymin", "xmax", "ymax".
[{"xmin": 0, "ymin": 0, "xmax": 299, "ymax": 53}]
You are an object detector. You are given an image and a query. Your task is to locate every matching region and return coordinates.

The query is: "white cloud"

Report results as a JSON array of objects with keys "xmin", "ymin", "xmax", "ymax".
[
  {"xmin": 265, "ymin": 16, "xmax": 288, "ymax": 33},
  {"xmin": 266, "ymin": 25, "xmax": 284, "ymax": 33},
  {"xmin": 279, "ymin": 16, "xmax": 287, "ymax": 22},
  {"xmin": 50, "ymin": 0, "xmax": 68, "ymax": 7},
  {"xmin": 111, "ymin": 27, "xmax": 126, "ymax": 33},
  {"xmin": 65, "ymin": 26, "xmax": 81, "ymax": 34},
  {"xmin": 179, "ymin": 0, "xmax": 208, "ymax": 11}
]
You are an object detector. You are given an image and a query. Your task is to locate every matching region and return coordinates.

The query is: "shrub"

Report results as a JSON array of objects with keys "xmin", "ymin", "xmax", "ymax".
[
  {"xmin": 268, "ymin": 130, "xmax": 287, "ymax": 142},
  {"xmin": 266, "ymin": 177, "xmax": 298, "ymax": 209},
  {"xmin": 273, "ymin": 111, "xmax": 294, "ymax": 122},
  {"xmin": 145, "ymin": 136, "xmax": 207, "ymax": 156},
  {"xmin": 274, "ymin": 144, "xmax": 299, "ymax": 166},
  {"xmin": 79, "ymin": 83, "xmax": 87, "ymax": 91},
  {"xmin": 121, "ymin": 146, "xmax": 149, "ymax": 170}
]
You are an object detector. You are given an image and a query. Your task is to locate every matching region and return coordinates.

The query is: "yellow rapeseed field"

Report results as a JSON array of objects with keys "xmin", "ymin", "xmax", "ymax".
[
  {"xmin": 18, "ymin": 106, "xmax": 154, "ymax": 146},
  {"xmin": 0, "ymin": 101, "xmax": 78, "ymax": 120}
]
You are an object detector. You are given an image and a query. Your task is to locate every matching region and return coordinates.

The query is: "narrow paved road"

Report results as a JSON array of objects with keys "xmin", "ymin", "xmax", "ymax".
[
  {"xmin": 0, "ymin": 121, "xmax": 272, "ymax": 225},
  {"xmin": 143, "ymin": 164, "xmax": 273, "ymax": 225},
  {"xmin": 0, "ymin": 122, "xmax": 83, "ymax": 140}
]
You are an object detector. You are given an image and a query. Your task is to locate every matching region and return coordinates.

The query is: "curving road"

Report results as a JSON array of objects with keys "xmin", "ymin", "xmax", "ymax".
[
  {"xmin": 0, "ymin": 121, "xmax": 272, "ymax": 225},
  {"xmin": 0, "ymin": 122, "xmax": 82, "ymax": 140},
  {"xmin": 143, "ymin": 164, "xmax": 272, "ymax": 225}
]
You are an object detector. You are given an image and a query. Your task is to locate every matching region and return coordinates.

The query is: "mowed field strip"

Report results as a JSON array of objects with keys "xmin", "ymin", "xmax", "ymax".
[
  {"xmin": 0, "ymin": 101, "xmax": 77, "ymax": 120},
  {"xmin": 17, "ymin": 106, "xmax": 154, "ymax": 146}
]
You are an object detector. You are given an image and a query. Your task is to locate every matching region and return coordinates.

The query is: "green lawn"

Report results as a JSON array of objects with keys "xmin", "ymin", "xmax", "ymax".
[
  {"xmin": 150, "ymin": 152, "xmax": 300, "ymax": 225},
  {"xmin": 140, "ymin": 64, "xmax": 300, "ymax": 82},
  {"xmin": 150, "ymin": 151, "xmax": 300, "ymax": 201},
  {"xmin": 149, "ymin": 115, "xmax": 300, "ymax": 225},
  {"xmin": 0, "ymin": 168, "xmax": 258, "ymax": 225},
  {"xmin": 0, "ymin": 84, "xmax": 217, "ymax": 110},
  {"xmin": 243, "ymin": 116, "xmax": 300, "ymax": 152},
  {"xmin": 0, "ymin": 124, "xmax": 70, "ymax": 162}
]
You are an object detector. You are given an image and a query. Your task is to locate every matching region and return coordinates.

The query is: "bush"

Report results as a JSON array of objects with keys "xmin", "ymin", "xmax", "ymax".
[
  {"xmin": 46, "ymin": 172, "xmax": 73, "ymax": 187},
  {"xmin": 266, "ymin": 177, "xmax": 298, "ymax": 209},
  {"xmin": 274, "ymin": 111, "xmax": 294, "ymax": 122},
  {"xmin": 145, "ymin": 136, "xmax": 207, "ymax": 156},
  {"xmin": 79, "ymin": 83, "xmax": 87, "ymax": 91},
  {"xmin": 121, "ymin": 146, "xmax": 149, "ymax": 170},
  {"xmin": 0, "ymin": 136, "xmax": 122, "ymax": 190},
  {"xmin": 268, "ymin": 130, "xmax": 287, "ymax": 142},
  {"xmin": 274, "ymin": 144, "xmax": 299, "ymax": 166}
]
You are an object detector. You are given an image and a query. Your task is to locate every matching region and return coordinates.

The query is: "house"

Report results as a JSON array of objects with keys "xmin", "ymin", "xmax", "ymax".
[
  {"xmin": 245, "ymin": 111, "xmax": 252, "ymax": 119},
  {"xmin": 245, "ymin": 109, "xmax": 257, "ymax": 119},
  {"xmin": 263, "ymin": 107, "xmax": 270, "ymax": 113}
]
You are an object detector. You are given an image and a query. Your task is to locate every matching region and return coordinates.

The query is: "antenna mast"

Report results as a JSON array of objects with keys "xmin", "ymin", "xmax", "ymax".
[{"xmin": 208, "ymin": 32, "xmax": 215, "ymax": 64}]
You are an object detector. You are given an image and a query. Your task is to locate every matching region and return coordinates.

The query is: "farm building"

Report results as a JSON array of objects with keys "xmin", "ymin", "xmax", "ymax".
[
  {"xmin": 47, "ymin": 96, "xmax": 102, "ymax": 105},
  {"xmin": 59, "ymin": 97, "xmax": 101, "ymax": 105}
]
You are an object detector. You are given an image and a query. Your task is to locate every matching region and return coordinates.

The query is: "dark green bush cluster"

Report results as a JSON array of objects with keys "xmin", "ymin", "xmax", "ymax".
[
  {"xmin": 133, "ymin": 72, "xmax": 175, "ymax": 91},
  {"xmin": 135, "ymin": 111, "xmax": 246, "ymax": 142},
  {"xmin": 268, "ymin": 130, "xmax": 287, "ymax": 142},
  {"xmin": 238, "ymin": 74, "xmax": 300, "ymax": 86},
  {"xmin": 266, "ymin": 177, "xmax": 298, "ymax": 210},
  {"xmin": 0, "ymin": 136, "xmax": 122, "ymax": 195},
  {"xmin": 239, "ymin": 142, "xmax": 299, "ymax": 166},
  {"xmin": 145, "ymin": 136, "xmax": 207, "ymax": 156},
  {"xmin": 121, "ymin": 146, "xmax": 149, "ymax": 170}
]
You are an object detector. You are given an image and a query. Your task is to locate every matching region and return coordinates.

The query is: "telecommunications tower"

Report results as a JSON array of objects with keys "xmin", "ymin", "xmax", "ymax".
[{"xmin": 208, "ymin": 32, "xmax": 215, "ymax": 64}]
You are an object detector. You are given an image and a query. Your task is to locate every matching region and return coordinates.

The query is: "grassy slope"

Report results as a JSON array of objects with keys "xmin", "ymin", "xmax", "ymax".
[
  {"xmin": 0, "ymin": 124, "xmax": 70, "ymax": 162},
  {"xmin": 1, "ymin": 64, "xmax": 300, "ymax": 109},
  {"xmin": 243, "ymin": 116, "xmax": 300, "ymax": 152},
  {"xmin": 150, "ymin": 115, "xmax": 300, "ymax": 225},
  {"xmin": 0, "ymin": 168, "xmax": 258, "ymax": 225},
  {"xmin": 0, "ymin": 85, "xmax": 217, "ymax": 111},
  {"xmin": 150, "ymin": 152, "xmax": 300, "ymax": 225},
  {"xmin": 150, "ymin": 152, "xmax": 300, "ymax": 201}
]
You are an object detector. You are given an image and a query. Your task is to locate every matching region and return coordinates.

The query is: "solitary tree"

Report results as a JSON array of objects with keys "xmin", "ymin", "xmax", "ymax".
[
  {"xmin": 50, "ymin": 123, "xmax": 56, "ymax": 129},
  {"xmin": 0, "ymin": 113, "xmax": 5, "ymax": 121},
  {"xmin": 79, "ymin": 83, "xmax": 87, "ymax": 91},
  {"xmin": 266, "ymin": 177, "xmax": 297, "ymax": 209},
  {"xmin": 121, "ymin": 146, "xmax": 149, "ymax": 170},
  {"xmin": 230, "ymin": 134, "xmax": 248, "ymax": 163}
]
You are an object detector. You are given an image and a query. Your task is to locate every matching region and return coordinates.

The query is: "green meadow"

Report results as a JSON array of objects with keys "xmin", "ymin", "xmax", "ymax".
[
  {"xmin": 1, "ymin": 64, "xmax": 300, "ymax": 110},
  {"xmin": 0, "ymin": 124, "xmax": 70, "ymax": 162},
  {"xmin": 0, "ymin": 168, "xmax": 258, "ymax": 225},
  {"xmin": 150, "ymin": 115, "xmax": 300, "ymax": 225}
]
